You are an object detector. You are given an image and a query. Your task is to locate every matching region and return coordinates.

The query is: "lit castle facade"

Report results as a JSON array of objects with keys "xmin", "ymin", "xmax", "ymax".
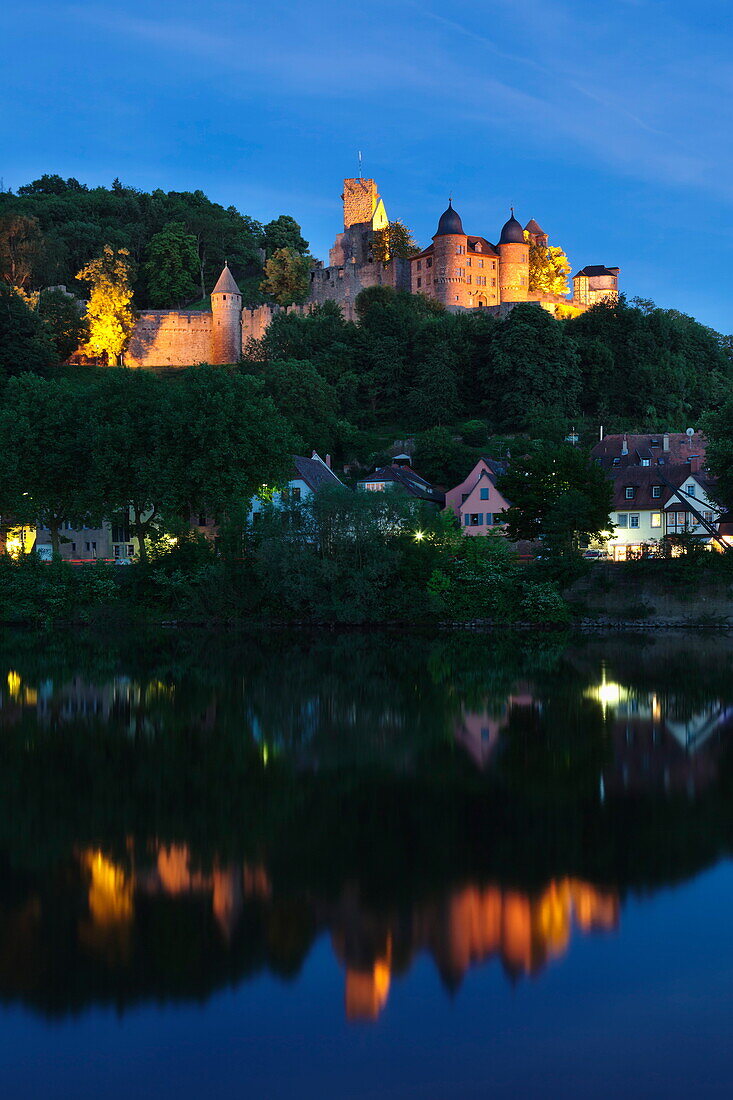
[{"xmin": 121, "ymin": 178, "xmax": 619, "ymax": 368}]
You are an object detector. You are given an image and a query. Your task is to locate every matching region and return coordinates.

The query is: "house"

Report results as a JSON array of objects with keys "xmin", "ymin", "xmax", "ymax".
[
  {"xmin": 356, "ymin": 463, "xmax": 445, "ymax": 508},
  {"xmin": 604, "ymin": 466, "xmax": 721, "ymax": 560},
  {"xmin": 250, "ymin": 452, "xmax": 344, "ymax": 520},
  {"xmin": 592, "ymin": 431, "xmax": 707, "ymax": 472},
  {"xmin": 445, "ymin": 458, "xmax": 510, "ymax": 535},
  {"xmin": 34, "ymin": 515, "xmax": 138, "ymax": 561}
]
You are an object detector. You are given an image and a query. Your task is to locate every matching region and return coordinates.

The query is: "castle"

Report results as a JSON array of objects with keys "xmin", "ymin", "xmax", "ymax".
[{"xmin": 121, "ymin": 178, "xmax": 619, "ymax": 368}]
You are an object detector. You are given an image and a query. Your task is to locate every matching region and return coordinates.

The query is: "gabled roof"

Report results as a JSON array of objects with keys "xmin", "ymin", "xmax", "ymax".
[
  {"xmin": 467, "ymin": 236, "xmax": 499, "ymax": 256},
  {"xmin": 212, "ymin": 263, "xmax": 241, "ymax": 296},
  {"xmin": 573, "ymin": 265, "xmax": 618, "ymax": 278},
  {"xmin": 609, "ymin": 466, "xmax": 716, "ymax": 511},
  {"xmin": 592, "ymin": 432, "xmax": 707, "ymax": 470},
  {"xmin": 358, "ymin": 465, "xmax": 444, "ymax": 504},
  {"xmin": 291, "ymin": 453, "xmax": 343, "ymax": 492}
]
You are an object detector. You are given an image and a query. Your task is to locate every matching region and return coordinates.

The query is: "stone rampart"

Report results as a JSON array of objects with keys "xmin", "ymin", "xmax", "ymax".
[{"xmin": 124, "ymin": 311, "xmax": 214, "ymax": 368}]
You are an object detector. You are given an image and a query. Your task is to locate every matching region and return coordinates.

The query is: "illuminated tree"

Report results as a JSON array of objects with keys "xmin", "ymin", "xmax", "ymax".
[
  {"xmin": 76, "ymin": 245, "xmax": 136, "ymax": 364},
  {"xmin": 260, "ymin": 247, "xmax": 310, "ymax": 306},
  {"xmin": 143, "ymin": 222, "xmax": 199, "ymax": 307},
  {"xmin": 525, "ymin": 231, "xmax": 571, "ymax": 297},
  {"xmin": 372, "ymin": 219, "xmax": 421, "ymax": 264}
]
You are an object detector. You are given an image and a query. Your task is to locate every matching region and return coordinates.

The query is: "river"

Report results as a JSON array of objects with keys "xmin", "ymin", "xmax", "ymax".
[{"xmin": 1, "ymin": 628, "xmax": 732, "ymax": 1097}]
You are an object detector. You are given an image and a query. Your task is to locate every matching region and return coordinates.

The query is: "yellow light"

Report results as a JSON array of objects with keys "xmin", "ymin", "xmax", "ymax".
[
  {"xmin": 7, "ymin": 671, "xmax": 21, "ymax": 699},
  {"xmin": 413, "ymin": 530, "xmax": 425, "ymax": 542}
]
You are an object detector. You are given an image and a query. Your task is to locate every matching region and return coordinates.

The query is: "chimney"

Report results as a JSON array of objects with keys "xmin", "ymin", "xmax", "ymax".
[
  {"xmin": 663, "ymin": 433, "xmax": 670, "ymax": 452},
  {"xmin": 621, "ymin": 433, "xmax": 628, "ymax": 456},
  {"xmin": 690, "ymin": 456, "xmax": 701, "ymax": 473},
  {"xmin": 325, "ymin": 453, "xmax": 331, "ymax": 469}
]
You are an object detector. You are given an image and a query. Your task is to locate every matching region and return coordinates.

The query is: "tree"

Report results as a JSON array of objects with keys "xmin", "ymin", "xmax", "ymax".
[
  {"xmin": 412, "ymin": 427, "xmax": 473, "ymax": 487},
  {"xmin": 262, "ymin": 215, "xmax": 308, "ymax": 257},
  {"xmin": 0, "ymin": 283, "xmax": 57, "ymax": 377},
  {"xmin": 76, "ymin": 245, "xmax": 136, "ymax": 364},
  {"xmin": 0, "ymin": 375, "xmax": 99, "ymax": 554},
  {"xmin": 498, "ymin": 444, "xmax": 613, "ymax": 555},
  {"xmin": 526, "ymin": 232, "xmax": 571, "ymax": 296},
  {"xmin": 36, "ymin": 288, "xmax": 87, "ymax": 361},
  {"xmin": 90, "ymin": 366, "xmax": 293, "ymax": 562},
  {"xmin": 260, "ymin": 247, "xmax": 310, "ymax": 306},
  {"xmin": 143, "ymin": 222, "xmax": 199, "ymax": 307},
  {"xmin": 409, "ymin": 347, "xmax": 460, "ymax": 428},
  {"xmin": 372, "ymin": 219, "xmax": 421, "ymax": 263},
  {"xmin": 700, "ymin": 399, "xmax": 733, "ymax": 511},
  {"xmin": 253, "ymin": 358, "xmax": 339, "ymax": 454},
  {"xmin": 0, "ymin": 214, "xmax": 44, "ymax": 289},
  {"xmin": 482, "ymin": 304, "xmax": 580, "ymax": 430}
]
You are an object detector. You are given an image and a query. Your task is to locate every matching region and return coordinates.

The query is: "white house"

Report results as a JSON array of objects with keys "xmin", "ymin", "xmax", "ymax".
[{"xmin": 250, "ymin": 452, "xmax": 344, "ymax": 520}]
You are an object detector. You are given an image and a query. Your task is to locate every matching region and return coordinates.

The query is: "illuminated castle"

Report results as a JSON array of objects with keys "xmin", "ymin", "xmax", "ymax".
[
  {"xmin": 120, "ymin": 178, "xmax": 620, "ymax": 367},
  {"xmin": 411, "ymin": 199, "xmax": 619, "ymax": 317}
]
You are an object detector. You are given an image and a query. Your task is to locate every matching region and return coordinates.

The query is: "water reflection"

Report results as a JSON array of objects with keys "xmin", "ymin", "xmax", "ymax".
[{"xmin": 0, "ymin": 629, "xmax": 732, "ymax": 1022}]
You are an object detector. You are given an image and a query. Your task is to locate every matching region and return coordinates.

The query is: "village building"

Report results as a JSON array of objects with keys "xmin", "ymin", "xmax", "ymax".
[
  {"xmin": 444, "ymin": 457, "xmax": 510, "ymax": 535},
  {"xmin": 356, "ymin": 460, "xmax": 445, "ymax": 508},
  {"xmin": 591, "ymin": 432, "xmax": 722, "ymax": 559},
  {"xmin": 249, "ymin": 452, "xmax": 343, "ymax": 522}
]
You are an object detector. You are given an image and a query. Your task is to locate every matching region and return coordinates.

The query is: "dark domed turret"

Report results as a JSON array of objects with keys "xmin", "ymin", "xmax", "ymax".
[
  {"xmin": 435, "ymin": 200, "xmax": 464, "ymax": 237},
  {"xmin": 499, "ymin": 209, "xmax": 524, "ymax": 245}
]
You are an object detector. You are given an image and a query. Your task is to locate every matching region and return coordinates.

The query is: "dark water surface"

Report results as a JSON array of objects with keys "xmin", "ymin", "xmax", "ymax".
[{"xmin": 2, "ymin": 628, "xmax": 733, "ymax": 1098}]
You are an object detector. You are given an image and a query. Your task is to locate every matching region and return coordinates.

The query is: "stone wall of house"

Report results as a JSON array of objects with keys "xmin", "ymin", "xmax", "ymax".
[
  {"xmin": 343, "ymin": 178, "xmax": 379, "ymax": 228},
  {"xmin": 123, "ymin": 311, "xmax": 215, "ymax": 368}
]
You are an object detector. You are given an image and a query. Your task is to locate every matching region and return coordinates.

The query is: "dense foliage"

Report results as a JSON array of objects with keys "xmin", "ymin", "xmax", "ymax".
[
  {"xmin": 248, "ymin": 290, "xmax": 733, "ymax": 460},
  {"xmin": 0, "ymin": 175, "xmax": 309, "ymax": 308}
]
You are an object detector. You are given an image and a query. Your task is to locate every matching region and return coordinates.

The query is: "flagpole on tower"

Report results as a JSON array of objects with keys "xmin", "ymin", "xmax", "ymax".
[{"xmin": 358, "ymin": 150, "xmax": 362, "ymax": 179}]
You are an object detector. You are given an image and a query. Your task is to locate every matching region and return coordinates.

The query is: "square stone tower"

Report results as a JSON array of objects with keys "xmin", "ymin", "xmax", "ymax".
[{"xmin": 330, "ymin": 179, "xmax": 389, "ymax": 266}]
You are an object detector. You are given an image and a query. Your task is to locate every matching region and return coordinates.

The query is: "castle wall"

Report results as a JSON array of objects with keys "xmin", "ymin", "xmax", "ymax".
[
  {"xmin": 308, "ymin": 257, "xmax": 410, "ymax": 317},
  {"xmin": 123, "ymin": 311, "xmax": 214, "ymax": 368},
  {"xmin": 241, "ymin": 303, "xmax": 313, "ymax": 343},
  {"xmin": 342, "ymin": 178, "xmax": 379, "ymax": 228}
]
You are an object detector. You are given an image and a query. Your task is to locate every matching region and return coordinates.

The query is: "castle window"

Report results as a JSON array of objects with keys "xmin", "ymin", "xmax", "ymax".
[
  {"xmin": 455, "ymin": 295, "xmax": 459, "ymax": 302},
  {"xmin": 520, "ymin": 276, "xmax": 527, "ymax": 286},
  {"xmin": 417, "ymin": 277, "xmax": 422, "ymax": 288},
  {"xmin": 456, "ymin": 245, "xmax": 465, "ymax": 255},
  {"xmin": 478, "ymin": 259, "xmax": 484, "ymax": 268},
  {"xmin": 491, "ymin": 278, "xmax": 496, "ymax": 287},
  {"xmin": 492, "ymin": 261, "xmax": 496, "ymax": 270},
  {"xmin": 223, "ymin": 295, "xmax": 226, "ymax": 300},
  {"xmin": 466, "ymin": 275, "xmax": 472, "ymax": 284},
  {"xmin": 466, "ymin": 258, "xmax": 471, "ymax": 267},
  {"xmin": 475, "ymin": 242, "xmax": 482, "ymax": 253},
  {"xmin": 456, "ymin": 268, "xmax": 465, "ymax": 277},
  {"xmin": 417, "ymin": 261, "xmax": 422, "ymax": 271},
  {"xmin": 427, "ymin": 257, "xmax": 433, "ymax": 268}
]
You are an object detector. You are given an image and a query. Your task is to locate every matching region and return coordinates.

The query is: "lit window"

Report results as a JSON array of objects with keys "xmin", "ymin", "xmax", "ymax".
[
  {"xmin": 651, "ymin": 513, "xmax": 662, "ymax": 528},
  {"xmin": 641, "ymin": 458, "xmax": 650, "ymax": 467}
]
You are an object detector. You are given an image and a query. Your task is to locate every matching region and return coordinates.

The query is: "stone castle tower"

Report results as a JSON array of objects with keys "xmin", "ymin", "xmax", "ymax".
[
  {"xmin": 211, "ymin": 262, "xmax": 242, "ymax": 364},
  {"xmin": 329, "ymin": 178, "xmax": 389, "ymax": 266},
  {"xmin": 497, "ymin": 209, "xmax": 529, "ymax": 302}
]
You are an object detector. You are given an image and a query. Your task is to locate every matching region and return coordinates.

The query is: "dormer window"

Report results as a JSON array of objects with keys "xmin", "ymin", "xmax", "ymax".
[
  {"xmin": 651, "ymin": 439, "xmax": 660, "ymax": 448},
  {"xmin": 641, "ymin": 458, "xmax": 650, "ymax": 467},
  {"xmin": 625, "ymin": 487, "xmax": 635, "ymax": 499},
  {"xmin": 475, "ymin": 242, "xmax": 482, "ymax": 252},
  {"xmin": 612, "ymin": 458, "xmax": 620, "ymax": 467},
  {"xmin": 652, "ymin": 485, "xmax": 662, "ymax": 499},
  {"xmin": 687, "ymin": 483, "xmax": 696, "ymax": 497}
]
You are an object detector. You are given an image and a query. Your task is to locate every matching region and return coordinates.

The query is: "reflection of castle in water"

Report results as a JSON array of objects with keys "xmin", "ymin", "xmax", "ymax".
[
  {"xmin": 81, "ymin": 846, "xmax": 619, "ymax": 1021},
  {"xmin": 0, "ymin": 843, "xmax": 618, "ymax": 1023}
]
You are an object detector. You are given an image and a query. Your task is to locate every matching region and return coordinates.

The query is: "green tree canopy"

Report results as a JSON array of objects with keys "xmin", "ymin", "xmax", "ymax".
[
  {"xmin": 251, "ymin": 358, "xmax": 339, "ymax": 454},
  {"xmin": 143, "ymin": 222, "xmax": 200, "ymax": 307},
  {"xmin": 0, "ymin": 213, "xmax": 44, "ymax": 290},
  {"xmin": 262, "ymin": 215, "xmax": 309, "ymax": 257},
  {"xmin": 0, "ymin": 283, "xmax": 57, "ymax": 378},
  {"xmin": 0, "ymin": 375, "xmax": 99, "ymax": 553},
  {"xmin": 498, "ymin": 443, "xmax": 613, "ymax": 554},
  {"xmin": 260, "ymin": 247, "xmax": 310, "ymax": 306},
  {"xmin": 36, "ymin": 288, "xmax": 87, "ymax": 361},
  {"xmin": 372, "ymin": 219, "xmax": 421, "ymax": 263}
]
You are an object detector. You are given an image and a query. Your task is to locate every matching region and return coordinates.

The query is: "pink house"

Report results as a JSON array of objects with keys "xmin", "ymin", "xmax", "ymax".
[{"xmin": 445, "ymin": 458, "xmax": 511, "ymax": 536}]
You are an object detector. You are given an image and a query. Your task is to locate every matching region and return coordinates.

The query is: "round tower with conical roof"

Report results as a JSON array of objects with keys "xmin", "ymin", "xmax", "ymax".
[
  {"xmin": 498, "ymin": 210, "xmax": 529, "ymax": 302},
  {"xmin": 431, "ymin": 200, "xmax": 471, "ymax": 308},
  {"xmin": 211, "ymin": 263, "xmax": 242, "ymax": 363}
]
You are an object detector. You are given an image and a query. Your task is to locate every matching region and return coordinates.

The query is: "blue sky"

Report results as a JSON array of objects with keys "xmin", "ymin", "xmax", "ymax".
[{"xmin": 3, "ymin": 0, "xmax": 733, "ymax": 330}]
